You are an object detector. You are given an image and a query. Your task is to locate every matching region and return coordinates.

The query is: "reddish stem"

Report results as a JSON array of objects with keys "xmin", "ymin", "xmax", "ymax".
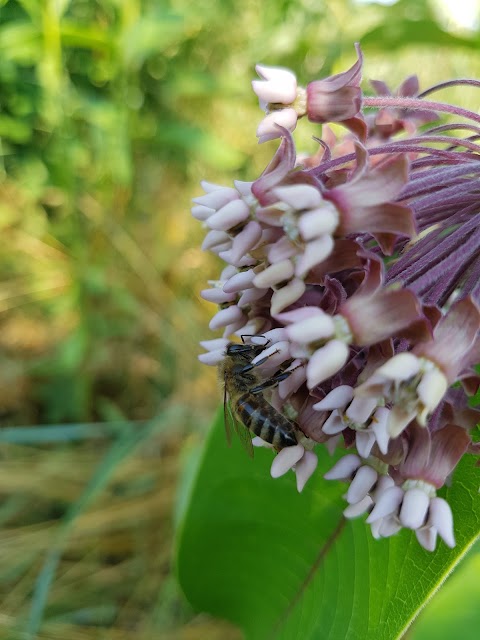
[{"xmin": 363, "ymin": 96, "xmax": 480, "ymax": 124}]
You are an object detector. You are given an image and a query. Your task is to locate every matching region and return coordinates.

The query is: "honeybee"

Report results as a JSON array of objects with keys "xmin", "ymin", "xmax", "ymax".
[{"xmin": 220, "ymin": 338, "xmax": 300, "ymax": 456}]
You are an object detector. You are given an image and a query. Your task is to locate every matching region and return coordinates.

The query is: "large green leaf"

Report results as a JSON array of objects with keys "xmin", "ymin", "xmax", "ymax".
[
  {"xmin": 176, "ymin": 411, "xmax": 480, "ymax": 639},
  {"xmin": 411, "ymin": 544, "xmax": 480, "ymax": 639}
]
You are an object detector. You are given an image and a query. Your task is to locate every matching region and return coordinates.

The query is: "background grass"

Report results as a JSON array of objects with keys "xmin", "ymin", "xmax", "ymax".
[{"xmin": 0, "ymin": 0, "xmax": 479, "ymax": 638}]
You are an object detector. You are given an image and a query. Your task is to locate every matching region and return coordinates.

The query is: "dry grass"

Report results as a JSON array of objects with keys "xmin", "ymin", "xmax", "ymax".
[{"xmin": 0, "ymin": 413, "xmax": 241, "ymax": 638}]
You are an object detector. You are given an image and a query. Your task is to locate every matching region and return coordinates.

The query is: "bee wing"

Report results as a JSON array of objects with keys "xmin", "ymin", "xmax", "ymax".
[
  {"xmin": 224, "ymin": 389, "xmax": 254, "ymax": 458},
  {"xmin": 223, "ymin": 386, "xmax": 233, "ymax": 447},
  {"xmin": 232, "ymin": 413, "xmax": 254, "ymax": 458}
]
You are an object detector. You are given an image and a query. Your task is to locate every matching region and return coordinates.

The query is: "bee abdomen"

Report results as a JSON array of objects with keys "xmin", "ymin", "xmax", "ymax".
[{"xmin": 236, "ymin": 393, "xmax": 298, "ymax": 450}]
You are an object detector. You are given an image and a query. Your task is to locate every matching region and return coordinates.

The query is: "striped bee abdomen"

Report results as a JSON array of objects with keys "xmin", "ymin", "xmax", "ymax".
[{"xmin": 236, "ymin": 393, "xmax": 298, "ymax": 450}]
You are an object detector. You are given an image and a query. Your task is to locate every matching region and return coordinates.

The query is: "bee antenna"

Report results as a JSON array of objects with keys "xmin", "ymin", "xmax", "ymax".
[{"xmin": 240, "ymin": 334, "xmax": 270, "ymax": 346}]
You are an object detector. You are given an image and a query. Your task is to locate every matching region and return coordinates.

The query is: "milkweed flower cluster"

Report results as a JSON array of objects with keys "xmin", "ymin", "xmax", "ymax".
[{"xmin": 194, "ymin": 44, "xmax": 480, "ymax": 552}]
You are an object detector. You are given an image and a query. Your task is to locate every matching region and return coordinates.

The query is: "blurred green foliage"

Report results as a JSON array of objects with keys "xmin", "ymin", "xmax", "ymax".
[{"xmin": 0, "ymin": 0, "xmax": 478, "ymax": 637}]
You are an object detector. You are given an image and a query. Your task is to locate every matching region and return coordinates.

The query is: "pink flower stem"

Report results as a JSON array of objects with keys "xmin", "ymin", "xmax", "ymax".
[
  {"xmin": 417, "ymin": 78, "xmax": 480, "ymax": 99},
  {"xmin": 363, "ymin": 96, "xmax": 480, "ymax": 125}
]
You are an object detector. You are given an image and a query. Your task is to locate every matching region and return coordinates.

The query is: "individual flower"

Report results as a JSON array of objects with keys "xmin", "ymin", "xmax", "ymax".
[
  {"xmin": 253, "ymin": 44, "xmax": 364, "ymax": 143},
  {"xmin": 356, "ymin": 298, "xmax": 480, "ymax": 439},
  {"xmin": 306, "ymin": 43, "xmax": 363, "ymax": 127},
  {"xmin": 368, "ymin": 75, "xmax": 438, "ymax": 140},
  {"xmin": 253, "ymin": 439, "xmax": 318, "ymax": 493},
  {"xmin": 315, "ymin": 385, "xmax": 391, "ymax": 458},
  {"xmin": 252, "ymin": 64, "xmax": 305, "ymax": 142},
  {"xmin": 366, "ymin": 423, "xmax": 472, "ymax": 550}
]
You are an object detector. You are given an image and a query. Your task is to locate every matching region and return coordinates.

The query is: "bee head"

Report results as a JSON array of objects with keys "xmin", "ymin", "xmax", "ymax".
[{"xmin": 226, "ymin": 342, "xmax": 265, "ymax": 360}]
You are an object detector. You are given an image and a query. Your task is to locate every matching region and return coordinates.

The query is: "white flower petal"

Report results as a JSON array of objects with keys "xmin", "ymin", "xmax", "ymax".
[
  {"xmin": 237, "ymin": 287, "xmax": 268, "ymax": 306},
  {"xmin": 192, "ymin": 204, "xmax": 215, "ymax": 221},
  {"xmin": 346, "ymin": 396, "xmax": 378, "ymax": 424},
  {"xmin": 313, "ymin": 385, "xmax": 354, "ymax": 411},
  {"xmin": 378, "ymin": 516, "xmax": 402, "ymax": 538},
  {"xmin": 355, "ymin": 431, "xmax": 376, "ymax": 459},
  {"xmin": 270, "ymin": 278, "xmax": 306, "ymax": 315},
  {"xmin": 252, "ymin": 78, "xmax": 297, "ymax": 105},
  {"xmin": 199, "ymin": 338, "xmax": 230, "ymax": 351},
  {"xmin": 229, "ymin": 221, "xmax": 263, "ymax": 264},
  {"xmin": 233, "ymin": 180, "xmax": 254, "ymax": 198},
  {"xmin": 370, "ymin": 519, "xmax": 383, "ymax": 539},
  {"xmin": 372, "ymin": 474, "xmax": 395, "ymax": 500},
  {"xmin": 267, "ymin": 236, "xmax": 298, "ymax": 263},
  {"xmin": 388, "ymin": 406, "xmax": 417, "ymax": 438},
  {"xmin": 376, "ymin": 352, "xmax": 421, "ymax": 381},
  {"xmin": 252, "ymin": 436, "xmax": 274, "ymax": 449},
  {"xmin": 201, "ymin": 288, "xmax": 236, "ymax": 304},
  {"xmin": 399, "ymin": 488, "xmax": 430, "ymax": 530},
  {"xmin": 429, "ymin": 497, "xmax": 455, "ymax": 548},
  {"xmin": 223, "ymin": 269, "xmax": 256, "ymax": 293},
  {"xmin": 198, "ymin": 349, "xmax": 227, "ymax": 365},
  {"xmin": 343, "ymin": 495, "xmax": 373, "ymax": 519},
  {"xmin": 346, "ymin": 465, "xmax": 378, "ymax": 505},
  {"xmin": 274, "ymin": 184, "xmax": 323, "ymax": 210},
  {"xmin": 417, "ymin": 368, "xmax": 448, "ymax": 420},
  {"xmin": 306, "ymin": 340, "xmax": 349, "ymax": 388},
  {"xmin": 294, "ymin": 234, "xmax": 334, "ymax": 278},
  {"xmin": 324, "ymin": 453, "xmax": 361, "ymax": 480},
  {"xmin": 367, "ymin": 486, "xmax": 404, "ymax": 523},
  {"xmin": 209, "ymin": 306, "xmax": 244, "ymax": 330},
  {"xmin": 270, "ymin": 445, "xmax": 305, "ymax": 478},
  {"xmin": 322, "ymin": 410, "xmax": 347, "ymax": 435},
  {"xmin": 285, "ymin": 312, "xmax": 335, "ymax": 344},
  {"xmin": 252, "ymin": 328, "xmax": 288, "ymax": 344},
  {"xmin": 298, "ymin": 204, "xmax": 339, "ymax": 240},
  {"xmin": 295, "ymin": 450, "xmax": 318, "ymax": 492},
  {"xmin": 206, "ymin": 199, "xmax": 250, "ymax": 231},
  {"xmin": 251, "ymin": 341, "xmax": 291, "ymax": 368},
  {"xmin": 256, "ymin": 108, "xmax": 298, "ymax": 142},
  {"xmin": 371, "ymin": 407, "xmax": 391, "ymax": 454},
  {"xmin": 193, "ymin": 187, "xmax": 238, "ymax": 210},
  {"xmin": 254, "ymin": 260, "xmax": 295, "ymax": 288},
  {"xmin": 202, "ymin": 229, "xmax": 231, "ymax": 251},
  {"xmin": 416, "ymin": 527, "xmax": 438, "ymax": 552},
  {"xmin": 278, "ymin": 361, "xmax": 306, "ymax": 399},
  {"xmin": 255, "ymin": 64, "xmax": 297, "ymax": 84}
]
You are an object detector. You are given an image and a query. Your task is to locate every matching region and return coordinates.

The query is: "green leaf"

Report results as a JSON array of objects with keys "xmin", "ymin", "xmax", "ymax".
[
  {"xmin": 60, "ymin": 20, "xmax": 114, "ymax": 53},
  {"xmin": 0, "ymin": 21, "xmax": 41, "ymax": 63},
  {"xmin": 411, "ymin": 544, "xmax": 480, "ymax": 639},
  {"xmin": 176, "ymin": 411, "xmax": 480, "ymax": 640},
  {"xmin": 0, "ymin": 114, "xmax": 32, "ymax": 142},
  {"xmin": 361, "ymin": 19, "xmax": 478, "ymax": 51},
  {"xmin": 120, "ymin": 12, "xmax": 187, "ymax": 69}
]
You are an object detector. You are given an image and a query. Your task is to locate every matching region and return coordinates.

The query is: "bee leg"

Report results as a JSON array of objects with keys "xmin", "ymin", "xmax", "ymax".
[
  {"xmin": 250, "ymin": 361, "xmax": 305, "ymax": 394},
  {"xmin": 239, "ymin": 348, "xmax": 281, "ymax": 373},
  {"xmin": 250, "ymin": 371, "xmax": 292, "ymax": 394},
  {"xmin": 240, "ymin": 334, "xmax": 270, "ymax": 347}
]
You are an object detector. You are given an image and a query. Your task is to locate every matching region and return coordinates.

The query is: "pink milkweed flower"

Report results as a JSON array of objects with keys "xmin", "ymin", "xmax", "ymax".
[
  {"xmin": 367, "ymin": 423, "xmax": 471, "ymax": 550},
  {"xmin": 256, "ymin": 108, "xmax": 300, "ymax": 143},
  {"xmin": 356, "ymin": 297, "xmax": 480, "ymax": 439},
  {"xmin": 252, "ymin": 64, "xmax": 306, "ymax": 143},
  {"xmin": 252, "ymin": 439, "xmax": 318, "ymax": 493},
  {"xmin": 253, "ymin": 64, "xmax": 298, "ymax": 107},
  {"xmin": 306, "ymin": 43, "xmax": 363, "ymax": 130},
  {"xmin": 323, "ymin": 147, "xmax": 415, "ymax": 255},
  {"xmin": 368, "ymin": 75, "xmax": 438, "ymax": 140},
  {"xmin": 195, "ymin": 45, "xmax": 480, "ymax": 551}
]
